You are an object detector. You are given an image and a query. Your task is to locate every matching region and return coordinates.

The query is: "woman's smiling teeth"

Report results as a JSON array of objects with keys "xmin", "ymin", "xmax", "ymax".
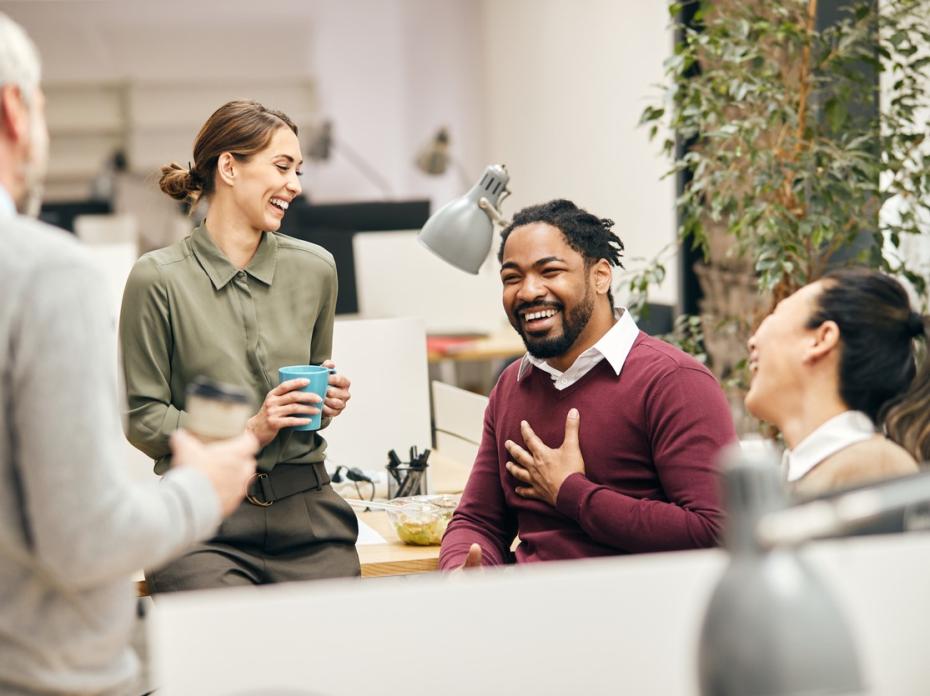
[{"xmin": 270, "ymin": 197, "xmax": 290, "ymax": 211}]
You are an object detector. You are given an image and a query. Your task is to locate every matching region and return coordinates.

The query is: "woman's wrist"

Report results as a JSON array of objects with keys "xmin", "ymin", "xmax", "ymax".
[{"xmin": 246, "ymin": 415, "xmax": 272, "ymax": 448}]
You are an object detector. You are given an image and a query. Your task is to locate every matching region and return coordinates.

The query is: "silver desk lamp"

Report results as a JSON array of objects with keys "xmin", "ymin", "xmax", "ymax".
[
  {"xmin": 699, "ymin": 444, "xmax": 862, "ymax": 695},
  {"xmin": 702, "ymin": 444, "xmax": 930, "ymax": 695},
  {"xmin": 417, "ymin": 163, "xmax": 510, "ymax": 274}
]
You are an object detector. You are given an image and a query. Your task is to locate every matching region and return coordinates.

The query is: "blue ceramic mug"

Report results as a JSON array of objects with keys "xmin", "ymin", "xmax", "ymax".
[{"xmin": 277, "ymin": 364, "xmax": 335, "ymax": 431}]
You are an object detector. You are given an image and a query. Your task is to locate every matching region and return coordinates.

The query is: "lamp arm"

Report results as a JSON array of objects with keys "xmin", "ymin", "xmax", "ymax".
[
  {"xmin": 452, "ymin": 160, "xmax": 471, "ymax": 191},
  {"xmin": 756, "ymin": 470, "xmax": 930, "ymax": 548},
  {"xmin": 334, "ymin": 138, "xmax": 394, "ymax": 199},
  {"xmin": 478, "ymin": 196, "xmax": 510, "ymax": 228}
]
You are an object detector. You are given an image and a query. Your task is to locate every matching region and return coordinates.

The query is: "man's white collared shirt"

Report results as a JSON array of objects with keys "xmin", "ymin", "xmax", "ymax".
[
  {"xmin": 516, "ymin": 308, "xmax": 639, "ymax": 390},
  {"xmin": 784, "ymin": 410, "xmax": 876, "ymax": 482},
  {"xmin": 0, "ymin": 185, "xmax": 15, "ymax": 218}
]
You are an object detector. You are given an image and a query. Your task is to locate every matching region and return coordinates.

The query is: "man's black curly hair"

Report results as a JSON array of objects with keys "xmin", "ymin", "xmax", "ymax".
[{"xmin": 497, "ymin": 199, "xmax": 624, "ymax": 305}]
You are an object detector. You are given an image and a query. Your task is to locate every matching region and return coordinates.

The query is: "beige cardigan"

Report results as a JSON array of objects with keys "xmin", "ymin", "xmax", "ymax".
[{"xmin": 793, "ymin": 435, "xmax": 918, "ymax": 498}]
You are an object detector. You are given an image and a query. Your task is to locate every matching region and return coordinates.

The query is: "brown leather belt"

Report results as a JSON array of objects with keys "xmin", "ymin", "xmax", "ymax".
[{"xmin": 246, "ymin": 462, "xmax": 330, "ymax": 507}]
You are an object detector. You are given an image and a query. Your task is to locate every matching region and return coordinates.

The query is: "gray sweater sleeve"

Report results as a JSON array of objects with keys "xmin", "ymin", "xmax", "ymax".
[{"xmin": 11, "ymin": 260, "xmax": 221, "ymax": 589}]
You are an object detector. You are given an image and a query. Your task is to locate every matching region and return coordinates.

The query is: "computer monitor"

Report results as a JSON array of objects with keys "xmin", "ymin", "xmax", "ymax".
[{"xmin": 39, "ymin": 200, "xmax": 112, "ymax": 233}]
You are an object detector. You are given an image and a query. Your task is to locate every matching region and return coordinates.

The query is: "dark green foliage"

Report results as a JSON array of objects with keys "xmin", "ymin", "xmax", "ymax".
[{"xmin": 634, "ymin": 0, "xmax": 930, "ymax": 311}]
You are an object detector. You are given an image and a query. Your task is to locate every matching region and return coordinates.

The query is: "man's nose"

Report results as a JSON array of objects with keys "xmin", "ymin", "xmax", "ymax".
[{"xmin": 516, "ymin": 275, "xmax": 545, "ymax": 303}]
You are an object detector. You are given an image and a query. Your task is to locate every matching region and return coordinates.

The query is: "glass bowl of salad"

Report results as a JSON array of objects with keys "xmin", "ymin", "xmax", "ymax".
[{"xmin": 385, "ymin": 494, "xmax": 460, "ymax": 545}]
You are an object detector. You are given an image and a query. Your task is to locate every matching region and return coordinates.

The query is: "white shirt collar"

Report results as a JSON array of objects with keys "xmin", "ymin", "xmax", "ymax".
[
  {"xmin": 785, "ymin": 410, "xmax": 876, "ymax": 482},
  {"xmin": 0, "ymin": 185, "xmax": 15, "ymax": 218},
  {"xmin": 516, "ymin": 307, "xmax": 639, "ymax": 390}
]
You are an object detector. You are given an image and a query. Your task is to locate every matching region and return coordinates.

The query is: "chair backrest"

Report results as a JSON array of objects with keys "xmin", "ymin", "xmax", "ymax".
[
  {"xmin": 74, "ymin": 213, "xmax": 139, "ymax": 249},
  {"xmin": 325, "ymin": 317, "xmax": 432, "ymax": 473},
  {"xmin": 431, "ymin": 380, "xmax": 487, "ymax": 468}
]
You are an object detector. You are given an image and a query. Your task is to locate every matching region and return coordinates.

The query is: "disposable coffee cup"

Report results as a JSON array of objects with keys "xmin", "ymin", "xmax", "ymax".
[
  {"xmin": 185, "ymin": 377, "xmax": 253, "ymax": 442},
  {"xmin": 278, "ymin": 364, "xmax": 335, "ymax": 431}
]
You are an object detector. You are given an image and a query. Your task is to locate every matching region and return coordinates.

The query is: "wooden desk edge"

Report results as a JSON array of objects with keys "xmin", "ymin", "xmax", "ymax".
[{"xmin": 361, "ymin": 557, "xmax": 439, "ymax": 578}]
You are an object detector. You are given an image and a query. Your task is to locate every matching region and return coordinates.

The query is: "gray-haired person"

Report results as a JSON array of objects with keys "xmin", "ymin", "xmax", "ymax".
[{"xmin": 0, "ymin": 13, "xmax": 258, "ymax": 696}]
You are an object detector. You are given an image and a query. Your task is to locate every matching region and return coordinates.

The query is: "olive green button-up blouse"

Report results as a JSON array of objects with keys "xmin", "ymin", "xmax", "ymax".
[{"xmin": 119, "ymin": 226, "xmax": 337, "ymax": 474}]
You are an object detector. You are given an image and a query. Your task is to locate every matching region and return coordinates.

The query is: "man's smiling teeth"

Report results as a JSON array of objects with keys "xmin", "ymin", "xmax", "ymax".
[
  {"xmin": 524, "ymin": 309, "xmax": 557, "ymax": 321},
  {"xmin": 270, "ymin": 198, "xmax": 289, "ymax": 210}
]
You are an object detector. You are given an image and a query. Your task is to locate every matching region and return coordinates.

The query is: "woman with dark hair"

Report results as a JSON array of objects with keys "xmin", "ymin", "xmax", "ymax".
[
  {"xmin": 745, "ymin": 267, "xmax": 928, "ymax": 497},
  {"xmin": 119, "ymin": 100, "xmax": 360, "ymax": 591}
]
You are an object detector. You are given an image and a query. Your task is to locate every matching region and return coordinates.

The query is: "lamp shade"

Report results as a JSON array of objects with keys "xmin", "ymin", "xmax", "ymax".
[
  {"xmin": 698, "ymin": 444, "xmax": 863, "ymax": 696},
  {"xmin": 418, "ymin": 164, "xmax": 509, "ymax": 274},
  {"xmin": 414, "ymin": 127, "xmax": 451, "ymax": 175}
]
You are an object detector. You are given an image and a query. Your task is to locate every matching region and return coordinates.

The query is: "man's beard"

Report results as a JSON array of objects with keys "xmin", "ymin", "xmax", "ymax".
[
  {"xmin": 515, "ymin": 287, "xmax": 595, "ymax": 360},
  {"xmin": 19, "ymin": 178, "xmax": 43, "ymax": 218},
  {"xmin": 17, "ymin": 102, "xmax": 48, "ymax": 218}
]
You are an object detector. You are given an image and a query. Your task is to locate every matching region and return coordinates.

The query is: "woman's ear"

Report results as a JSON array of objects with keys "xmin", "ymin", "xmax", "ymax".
[
  {"xmin": 804, "ymin": 320, "xmax": 840, "ymax": 365},
  {"xmin": 216, "ymin": 152, "xmax": 236, "ymax": 187}
]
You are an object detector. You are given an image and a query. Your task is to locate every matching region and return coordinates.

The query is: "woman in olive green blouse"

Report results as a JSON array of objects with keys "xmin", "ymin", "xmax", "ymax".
[{"xmin": 119, "ymin": 100, "xmax": 360, "ymax": 591}]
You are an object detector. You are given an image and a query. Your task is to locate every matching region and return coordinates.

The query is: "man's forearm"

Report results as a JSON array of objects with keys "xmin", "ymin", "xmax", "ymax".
[{"xmin": 555, "ymin": 473, "xmax": 722, "ymax": 552}]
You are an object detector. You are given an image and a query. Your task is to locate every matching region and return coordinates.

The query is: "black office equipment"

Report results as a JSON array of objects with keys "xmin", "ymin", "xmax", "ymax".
[{"xmin": 39, "ymin": 200, "xmax": 112, "ymax": 233}]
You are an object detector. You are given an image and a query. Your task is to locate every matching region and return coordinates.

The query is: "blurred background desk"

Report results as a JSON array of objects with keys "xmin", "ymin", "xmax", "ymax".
[{"xmin": 427, "ymin": 332, "xmax": 525, "ymax": 394}]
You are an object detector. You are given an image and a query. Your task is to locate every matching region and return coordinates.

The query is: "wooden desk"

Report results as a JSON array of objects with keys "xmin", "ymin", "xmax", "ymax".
[
  {"xmin": 135, "ymin": 451, "xmax": 468, "ymax": 592},
  {"xmin": 135, "ymin": 512, "xmax": 443, "ymax": 593},
  {"xmin": 354, "ymin": 448, "xmax": 469, "ymax": 578}
]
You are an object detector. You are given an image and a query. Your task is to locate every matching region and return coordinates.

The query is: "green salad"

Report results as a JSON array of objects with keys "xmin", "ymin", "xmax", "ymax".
[{"xmin": 393, "ymin": 514, "xmax": 451, "ymax": 545}]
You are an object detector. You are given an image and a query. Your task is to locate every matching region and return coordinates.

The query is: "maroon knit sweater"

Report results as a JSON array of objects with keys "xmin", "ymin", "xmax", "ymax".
[{"xmin": 439, "ymin": 332, "xmax": 736, "ymax": 569}]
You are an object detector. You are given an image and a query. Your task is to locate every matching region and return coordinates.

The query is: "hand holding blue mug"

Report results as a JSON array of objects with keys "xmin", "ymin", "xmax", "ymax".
[
  {"xmin": 319, "ymin": 359, "xmax": 352, "ymax": 420},
  {"xmin": 276, "ymin": 365, "xmax": 332, "ymax": 431},
  {"xmin": 276, "ymin": 360, "xmax": 352, "ymax": 431},
  {"xmin": 246, "ymin": 375, "xmax": 322, "ymax": 446}
]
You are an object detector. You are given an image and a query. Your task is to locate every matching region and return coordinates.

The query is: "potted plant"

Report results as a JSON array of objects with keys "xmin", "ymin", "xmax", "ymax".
[{"xmin": 632, "ymin": 0, "xmax": 930, "ymax": 429}]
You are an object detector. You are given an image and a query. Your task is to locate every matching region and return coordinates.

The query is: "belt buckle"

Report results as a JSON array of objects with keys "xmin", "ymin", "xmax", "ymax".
[{"xmin": 246, "ymin": 472, "xmax": 274, "ymax": 507}]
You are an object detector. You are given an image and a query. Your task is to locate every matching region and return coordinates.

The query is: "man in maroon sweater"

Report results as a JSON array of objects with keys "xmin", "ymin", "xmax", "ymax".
[{"xmin": 439, "ymin": 199, "xmax": 736, "ymax": 570}]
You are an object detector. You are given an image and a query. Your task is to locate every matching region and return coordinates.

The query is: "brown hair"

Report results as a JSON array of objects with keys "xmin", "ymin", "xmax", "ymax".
[
  {"xmin": 159, "ymin": 99, "xmax": 298, "ymax": 206},
  {"xmin": 885, "ymin": 346, "xmax": 930, "ymax": 464}
]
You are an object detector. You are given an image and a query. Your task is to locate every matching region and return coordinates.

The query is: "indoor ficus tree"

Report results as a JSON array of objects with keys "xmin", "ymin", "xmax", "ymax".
[{"xmin": 629, "ymin": 0, "xmax": 930, "ymax": 418}]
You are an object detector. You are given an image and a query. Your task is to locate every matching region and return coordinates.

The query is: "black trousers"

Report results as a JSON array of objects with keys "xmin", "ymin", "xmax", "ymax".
[{"xmin": 146, "ymin": 482, "xmax": 360, "ymax": 592}]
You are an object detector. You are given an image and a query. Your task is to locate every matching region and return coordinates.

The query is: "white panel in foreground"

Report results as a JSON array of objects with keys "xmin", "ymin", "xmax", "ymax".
[{"xmin": 149, "ymin": 533, "xmax": 930, "ymax": 695}]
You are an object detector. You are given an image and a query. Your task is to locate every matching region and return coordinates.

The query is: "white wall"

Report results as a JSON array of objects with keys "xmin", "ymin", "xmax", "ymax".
[
  {"xmin": 2, "ymin": 0, "xmax": 677, "ymax": 310},
  {"xmin": 305, "ymin": 0, "xmax": 486, "ymax": 210},
  {"xmin": 1, "ymin": 0, "xmax": 488, "ymax": 213},
  {"xmin": 480, "ymin": 0, "xmax": 678, "ymax": 306}
]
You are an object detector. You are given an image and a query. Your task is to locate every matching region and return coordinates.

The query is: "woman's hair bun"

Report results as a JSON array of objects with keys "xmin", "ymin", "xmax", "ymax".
[{"xmin": 159, "ymin": 162, "xmax": 201, "ymax": 201}]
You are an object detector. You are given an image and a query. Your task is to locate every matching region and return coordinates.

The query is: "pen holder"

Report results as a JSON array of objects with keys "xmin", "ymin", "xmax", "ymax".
[{"xmin": 387, "ymin": 463, "xmax": 428, "ymax": 499}]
